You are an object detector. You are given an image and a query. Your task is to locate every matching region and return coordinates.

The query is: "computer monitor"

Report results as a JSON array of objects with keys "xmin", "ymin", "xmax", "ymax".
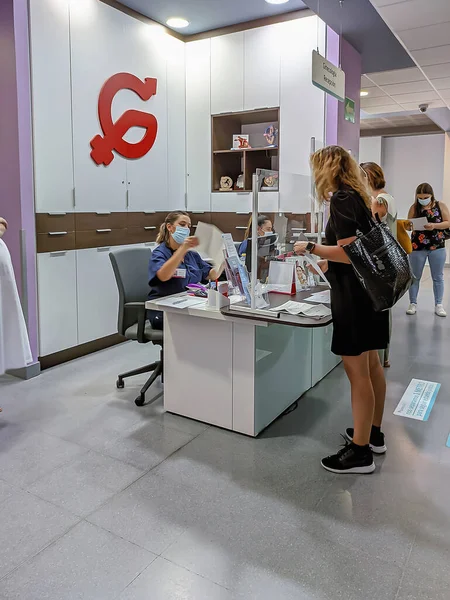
[{"xmin": 245, "ymin": 233, "xmax": 279, "ymax": 281}]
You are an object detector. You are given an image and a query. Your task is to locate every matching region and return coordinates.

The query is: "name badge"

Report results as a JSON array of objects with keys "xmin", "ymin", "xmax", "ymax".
[{"xmin": 174, "ymin": 268, "xmax": 187, "ymax": 279}]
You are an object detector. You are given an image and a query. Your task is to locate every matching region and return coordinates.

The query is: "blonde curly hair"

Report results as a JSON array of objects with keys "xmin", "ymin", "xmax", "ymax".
[{"xmin": 311, "ymin": 145, "xmax": 371, "ymax": 208}]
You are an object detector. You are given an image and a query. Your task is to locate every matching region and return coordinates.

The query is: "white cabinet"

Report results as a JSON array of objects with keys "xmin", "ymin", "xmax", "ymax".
[
  {"xmin": 186, "ymin": 40, "xmax": 212, "ymax": 211},
  {"xmin": 167, "ymin": 37, "xmax": 187, "ymax": 210},
  {"xmin": 258, "ymin": 192, "xmax": 279, "ymax": 214},
  {"xmin": 244, "ymin": 26, "xmax": 281, "ymax": 111},
  {"xmin": 211, "ymin": 33, "xmax": 244, "ymax": 114},
  {"xmin": 37, "ymin": 251, "xmax": 78, "ymax": 356},
  {"xmin": 30, "ymin": 0, "xmax": 74, "ymax": 212},
  {"xmin": 211, "ymin": 193, "xmax": 251, "ymax": 213},
  {"xmin": 69, "ymin": 0, "xmax": 127, "ymax": 212},
  {"xmin": 76, "ymin": 247, "xmax": 119, "ymax": 344},
  {"xmin": 278, "ymin": 17, "xmax": 325, "ymax": 212}
]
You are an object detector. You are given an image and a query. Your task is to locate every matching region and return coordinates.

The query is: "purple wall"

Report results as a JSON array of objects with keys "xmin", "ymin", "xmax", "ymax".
[
  {"xmin": 338, "ymin": 38, "xmax": 362, "ymax": 157},
  {"xmin": 325, "ymin": 28, "xmax": 362, "ymax": 158},
  {"xmin": 0, "ymin": 0, "xmax": 38, "ymax": 362},
  {"xmin": 325, "ymin": 26, "xmax": 339, "ymax": 147}
]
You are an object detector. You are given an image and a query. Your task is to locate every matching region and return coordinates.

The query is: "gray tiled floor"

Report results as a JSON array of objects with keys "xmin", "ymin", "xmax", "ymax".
[{"xmin": 0, "ymin": 268, "xmax": 449, "ymax": 598}]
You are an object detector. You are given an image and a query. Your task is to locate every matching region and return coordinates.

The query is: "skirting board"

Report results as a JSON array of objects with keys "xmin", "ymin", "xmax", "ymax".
[
  {"xmin": 7, "ymin": 361, "xmax": 41, "ymax": 380},
  {"xmin": 39, "ymin": 334, "xmax": 125, "ymax": 370}
]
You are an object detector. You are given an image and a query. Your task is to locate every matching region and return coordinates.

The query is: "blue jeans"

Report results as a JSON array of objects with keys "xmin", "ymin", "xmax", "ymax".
[{"xmin": 409, "ymin": 248, "xmax": 446, "ymax": 305}]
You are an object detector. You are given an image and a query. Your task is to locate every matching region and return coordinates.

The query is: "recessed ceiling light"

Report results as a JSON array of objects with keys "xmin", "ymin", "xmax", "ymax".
[
  {"xmin": 166, "ymin": 17, "xmax": 190, "ymax": 28},
  {"xmin": 265, "ymin": 0, "xmax": 290, "ymax": 3},
  {"xmin": 360, "ymin": 90, "xmax": 369, "ymax": 97}
]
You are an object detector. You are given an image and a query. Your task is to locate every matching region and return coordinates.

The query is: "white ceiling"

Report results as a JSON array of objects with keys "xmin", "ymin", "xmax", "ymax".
[{"xmin": 362, "ymin": 0, "xmax": 450, "ymax": 117}]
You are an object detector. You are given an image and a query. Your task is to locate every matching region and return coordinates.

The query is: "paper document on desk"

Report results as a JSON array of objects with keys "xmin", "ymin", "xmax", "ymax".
[
  {"xmin": 304, "ymin": 290, "xmax": 331, "ymax": 304},
  {"xmin": 410, "ymin": 217, "xmax": 428, "ymax": 231},
  {"xmin": 195, "ymin": 221, "xmax": 224, "ymax": 269},
  {"xmin": 270, "ymin": 301, "xmax": 331, "ymax": 319},
  {"xmin": 156, "ymin": 296, "xmax": 207, "ymax": 309}
]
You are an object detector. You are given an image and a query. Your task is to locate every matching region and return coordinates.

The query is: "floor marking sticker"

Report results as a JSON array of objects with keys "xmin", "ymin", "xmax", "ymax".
[{"xmin": 394, "ymin": 379, "xmax": 440, "ymax": 421}]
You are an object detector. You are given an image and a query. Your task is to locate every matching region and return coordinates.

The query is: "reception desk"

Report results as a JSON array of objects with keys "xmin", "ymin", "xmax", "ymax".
[{"xmin": 146, "ymin": 289, "xmax": 340, "ymax": 437}]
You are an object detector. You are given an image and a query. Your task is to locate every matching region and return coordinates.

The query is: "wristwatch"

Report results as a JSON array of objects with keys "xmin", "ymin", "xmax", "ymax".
[{"xmin": 306, "ymin": 242, "xmax": 316, "ymax": 254}]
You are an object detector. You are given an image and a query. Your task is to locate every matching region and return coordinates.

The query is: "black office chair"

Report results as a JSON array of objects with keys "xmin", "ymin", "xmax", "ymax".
[{"xmin": 109, "ymin": 247, "xmax": 163, "ymax": 407}]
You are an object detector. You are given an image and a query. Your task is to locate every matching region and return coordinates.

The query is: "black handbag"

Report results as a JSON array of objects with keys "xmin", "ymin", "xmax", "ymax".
[{"xmin": 343, "ymin": 214, "xmax": 413, "ymax": 312}]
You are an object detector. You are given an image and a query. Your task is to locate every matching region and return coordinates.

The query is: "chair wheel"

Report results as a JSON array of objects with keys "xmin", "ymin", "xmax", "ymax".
[
  {"xmin": 116, "ymin": 379, "xmax": 125, "ymax": 389},
  {"xmin": 135, "ymin": 394, "xmax": 146, "ymax": 407}
]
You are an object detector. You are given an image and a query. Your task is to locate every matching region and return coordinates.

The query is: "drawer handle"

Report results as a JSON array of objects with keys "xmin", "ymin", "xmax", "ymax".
[
  {"xmin": 144, "ymin": 226, "xmax": 156, "ymax": 230},
  {"xmin": 144, "ymin": 211, "xmax": 156, "ymax": 214},
  {"xmin": 50, "ymin": 251, "xmax": 67, "ymax": 257},
  {"xmin": 97, "ymin": 247, "xmax": 111, "ymax": 252},
  {"xmin": 48, "ymin": 212, "xmax": 67, "ymax": 216},
  {"xmin": 48, "ymin": 231, "xmax": 68, "ymax": 236},
  {"xmin": 236, "ymin": 212, "xmax": 250, "ymax": 215},
  {"xmin": 235, "ymin": 226, "xmax": 247, "ymax": 230},
  {"xmin": 96, "ymin": 229, "xmax": 112, "ymax": 233},
  {"xmin": 291, "ymin": 228, "xmax": 306, "ymax": 231},
  {"xmin": 96, "ymin": 211, "xmax": 111, "ymax": 215}
]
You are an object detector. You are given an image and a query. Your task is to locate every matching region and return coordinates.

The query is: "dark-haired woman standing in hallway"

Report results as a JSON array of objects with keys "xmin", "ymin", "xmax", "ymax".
[{"xmin": 407, "ymin": 183, "xmax": 449, "ymax": 318}]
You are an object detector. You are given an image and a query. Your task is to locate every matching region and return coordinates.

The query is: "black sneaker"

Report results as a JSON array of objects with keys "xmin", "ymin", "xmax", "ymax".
[
  {"xmin": 345, "ymin": 428, "xmax": 387, "ymax": 455},
  {"xmin": 321, "ymin": 442, "xmax": 375, "ymax": 474}
]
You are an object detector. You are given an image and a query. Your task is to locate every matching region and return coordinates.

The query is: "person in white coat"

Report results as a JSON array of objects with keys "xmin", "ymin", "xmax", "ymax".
[{"xmin": 0, "ymin": 217, "xmax": 32, "ymax": 402}]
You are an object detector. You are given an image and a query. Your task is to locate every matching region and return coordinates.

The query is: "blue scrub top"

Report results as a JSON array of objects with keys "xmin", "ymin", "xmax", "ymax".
[
  {"xmin": 238, "ymin": 239, "xmax": 248, "ymax": 256},
  {"xmin": 148, "ymin": 242, "xmax": 212, "ymax": 301}
]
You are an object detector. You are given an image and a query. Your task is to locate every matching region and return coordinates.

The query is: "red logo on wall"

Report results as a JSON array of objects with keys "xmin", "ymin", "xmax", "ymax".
[{"xmin": 90, "ymin": 73, "xmax": 158, "ymax": 166}]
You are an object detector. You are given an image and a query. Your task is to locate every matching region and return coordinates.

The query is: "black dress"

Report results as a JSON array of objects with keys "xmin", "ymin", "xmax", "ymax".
[{"xmin": 325, "ymin": 188, "xmax": 389, "ymax": 357}]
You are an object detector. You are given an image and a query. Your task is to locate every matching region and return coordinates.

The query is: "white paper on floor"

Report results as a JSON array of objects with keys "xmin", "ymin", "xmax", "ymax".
[{"xmin": 394, "ymin": 379, "xmax": 440, "ymax": 421}]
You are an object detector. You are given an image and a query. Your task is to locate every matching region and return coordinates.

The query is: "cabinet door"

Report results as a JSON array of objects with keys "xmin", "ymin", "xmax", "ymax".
[
  {"xmin": 123, "ymin": 20, "xmax": 171, "ymax": 212},
  {"xmin": 211, "ymin": 33, "xmax": 244, "ymax": 114},
  {"xmin": 69, "ymin": 0, "xmax": 128, "ymax": 212},
  {"xmin": 37, "ymin": 251, "xmax": 78, "ymax": 356},
  {"xmin": 244, "ymin": 26, "xmax": 281, "ymax": 111},
  {"xmin": 186, "ymin": 40, "xmax": 211, "ymax": 211},
  {"xmin": 167, "ymin": 37, "xmax": 187, "ymax": 211},
  {"xmin": 29, "ymin": 0, "xmax": 74, "ymax": 212},
  {"xmin": 211, "ymin": 193, "xmax": 251, "ymax": 213},
  {"xmin": 279, "ymin": 17, "xmax": 325, "ymax": 212},
  {"xmin": 76, "ymin": 247, "xmax": 119, "ymax": 344}
]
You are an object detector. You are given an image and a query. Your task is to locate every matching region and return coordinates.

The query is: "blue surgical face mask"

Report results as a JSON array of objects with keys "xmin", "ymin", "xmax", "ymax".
[
  {"xmin": 418, "ymin": 197, "xmax": 432, "ymax": 207},
  {"xmin": 171, "ymin": 226, "xmax": 190, "ymax": 245}
]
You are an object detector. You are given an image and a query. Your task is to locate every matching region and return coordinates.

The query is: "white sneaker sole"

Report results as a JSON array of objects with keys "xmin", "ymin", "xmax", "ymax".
[
  {"xmin": 321, "ymin": 461, "xmax": 376, "ymax": 474},
  {"xmin": 435, "ymin": 312, "xmax": 447, "ymax": 318},
  {"xmin": 345, "ymin": 432, "xmax": 387, "ymax": 455}
]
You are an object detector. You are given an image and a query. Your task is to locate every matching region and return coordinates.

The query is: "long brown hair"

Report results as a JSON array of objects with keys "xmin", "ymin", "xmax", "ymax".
[
  {"xmin": 311, "ymin": 145, "xmax": 371, "ymax": 208},
  {"xmin": 244, "ymin": 214, "xmax": 270, "ymax": 239},
  {"xmin": 414, "ymin": 182, "xmax": 436, "ymax": 218},
  {"xmin": 360, "ymin": 162, "xmax": 386, "ymax": 191},
  {"xmin": 156, "ymin": 211, "xmax": 190, "ymax": 244}
]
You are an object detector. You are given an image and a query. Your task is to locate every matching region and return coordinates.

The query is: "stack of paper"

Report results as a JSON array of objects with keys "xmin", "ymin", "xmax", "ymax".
[
  {"xmin": 270, "ymin": 301, "xmax": 331, "ymax": 319},
  {"xmin": 195, "ymin": 221, "xmax": 224, "ymax": 269},
  {"xmin": 304, "ymin": 290, "xmax": 331, "ymax": 304}
]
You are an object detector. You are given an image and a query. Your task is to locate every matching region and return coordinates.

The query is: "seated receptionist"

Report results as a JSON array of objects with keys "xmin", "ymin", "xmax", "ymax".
[
  {"xmin": 148, "ymin": 211, "xmax": 222, "ymax": 330},
  {"xmin": 238, "ymin": 214, "xmax": 273, "ymax": 256}
]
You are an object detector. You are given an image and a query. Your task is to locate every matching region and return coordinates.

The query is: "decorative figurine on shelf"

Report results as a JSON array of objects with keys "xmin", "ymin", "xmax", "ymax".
[
  {"xmin": 232, "ymin": 134, "xmax": 251, "ymax": 149},
  {"xmin": 262, "ymin": 172, "xmax": 279, "ymax": 191},
  {"xmin": 235, "ymin": 173, "xmax": 245, "ymax": 190},
  {"xmin": 219, "ymin": 176, "xmax": 234, "ymax": 191},
  {"xmin": 264, "ymin": 124, "xmax": 278, "ymax": 147}
]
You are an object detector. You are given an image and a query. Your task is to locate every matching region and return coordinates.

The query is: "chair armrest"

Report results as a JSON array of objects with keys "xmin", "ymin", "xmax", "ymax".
[{"xmin": 124, "ymin": 302, "xmax": 147, "ymax": 343}]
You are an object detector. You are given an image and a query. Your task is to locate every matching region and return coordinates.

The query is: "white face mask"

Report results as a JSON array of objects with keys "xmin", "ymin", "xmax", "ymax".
[{"xmin": 418, "ymin": 197, "xmax": 432, "ymax": 207}]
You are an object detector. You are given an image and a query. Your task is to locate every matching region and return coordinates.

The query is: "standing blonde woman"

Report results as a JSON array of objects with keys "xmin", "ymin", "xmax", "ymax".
[
  {"xmin": 294, "ymin": 146, "xmax": 388, "ymax": 474},
  {"xmin": 360, "ymin": 162, "xmax": 397, "ymax": 367}
]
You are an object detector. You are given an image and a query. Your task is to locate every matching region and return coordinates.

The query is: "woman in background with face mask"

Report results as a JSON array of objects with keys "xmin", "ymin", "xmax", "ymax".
[
  {"xmin": 407, "ymin": 183, "xmax": 449, "ymax": 317},
  {"xmin": 147, "ymin": 211, "xmax": 221, "ymax": 330},
  {"xmin": 238, "ymin": 214, "xmax": 273, "ymax": 257}
]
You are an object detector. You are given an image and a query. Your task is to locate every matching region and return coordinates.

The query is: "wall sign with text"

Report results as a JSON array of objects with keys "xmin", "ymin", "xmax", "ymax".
[
  {"xmin": 90, "ymin": 72, "xmax": 158, "ymax": 166},
  {"xmin": 311, "ymin": 50, "xmax": 345, "ymax": 102}
]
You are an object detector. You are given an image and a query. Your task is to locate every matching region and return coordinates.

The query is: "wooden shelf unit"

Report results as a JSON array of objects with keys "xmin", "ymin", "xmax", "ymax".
[{"xmin": 211, "ymin": 108, "xmax": 279, "ymax": 193}]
